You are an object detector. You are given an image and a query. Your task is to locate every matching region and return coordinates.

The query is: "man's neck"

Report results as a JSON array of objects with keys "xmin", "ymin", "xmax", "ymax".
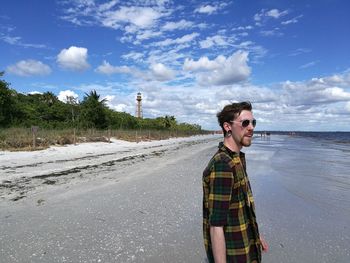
[{"xmin": 223, "ymin": 137, "xmax": 241, "ymax": 153}]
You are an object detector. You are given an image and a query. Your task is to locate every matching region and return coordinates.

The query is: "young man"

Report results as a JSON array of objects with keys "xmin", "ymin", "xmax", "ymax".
[{"xmin": 202, "ymin": 102, "xmax": 268, "ymax": 263}]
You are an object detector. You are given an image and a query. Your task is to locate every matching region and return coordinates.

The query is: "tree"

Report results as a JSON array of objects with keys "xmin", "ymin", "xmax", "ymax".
[
  {"xmin": 164, "ymin": 115, "xmax": 176, "ymax": 129},
  {"xmin": 80, "ymin": 90, "xmax": 108, "ymax": 129},
  {"xmin": 0, "ymin": 72, "xmax": 16, "ymax": 127},
  {"xmin": 42, "ymin": 91, "xmax": 58, "ymax": 106},
  {"xmin": 66, "ymin": 95, "xmax": 79, "ymax": 123}
]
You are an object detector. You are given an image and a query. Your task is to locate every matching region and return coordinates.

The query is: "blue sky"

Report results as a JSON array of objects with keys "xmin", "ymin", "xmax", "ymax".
[{"xmin": 1, "ymin": 0, "xmax": 350, "ymax": 131}]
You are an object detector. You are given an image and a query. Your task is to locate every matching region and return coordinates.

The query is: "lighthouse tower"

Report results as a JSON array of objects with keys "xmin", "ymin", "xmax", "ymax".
[{"xmin": 136, "ymin": 92, "xmax": 143, "ymax": 118}]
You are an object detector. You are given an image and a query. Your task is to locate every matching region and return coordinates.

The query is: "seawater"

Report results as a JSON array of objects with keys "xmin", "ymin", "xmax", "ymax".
[
  {"xmin": 248, "ymin": 133, "xmax": 350, "ymax": 262},
  {"xmin": 252, "ymin": 132, "xmax": 350, "ymax": 213}
]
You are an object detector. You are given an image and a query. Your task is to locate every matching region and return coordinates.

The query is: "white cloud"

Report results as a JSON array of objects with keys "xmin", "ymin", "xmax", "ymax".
[
  {"xmin": 0, "ymin": 34, "xmax": 47, "ymax": 48},
  {"xmin": 199, "ymin": 35, "xmax": 232, "ymax": 49},
  {"xmin": 135, "ymin": 29, "xmax": 162, "ymax": 42},
  {"xmin": 282, "ymin": 15, "xmax": 303, "ymax": 25},
  {"xmin": 299, "ymin": 61, "xmax": 318, "ymax": 69},
  {"xmin": 95, "ymin": 60, "xmax": 174, "ymax": 82},
  {"xmin": 183, "ymin": 56, "xmax": 221, "ymax": 72},
  {"xmin": 122, "ymin": 51, "xmax": 144, "ymax": 62},
  {"xmin": 184, "ymin": 51, "xmax": 251, "ymax": 86},
  {"xmin": 57, "ymin": 46, "xmax": 90, "ymax": 71},
  {"xmin": 195, "ymin": 4, "xmax": 218, "ymax": 15},
  {"xmin": 153, "ymin": 32, "xmax": 199, "ymax": 47},
  {"xmin": 288, "ymin": 48, "xmax": 311, "ymax": 56},
  {"xmin": 68, "ymin": 70, "xmax": 350, "ymax": 131},
  {"xmin": 7, "ymin": 59, "xmax": 51, "ymax": 77},
  {"xmin": 150, "ymin": 63, "xmax": 175, "ymax": 81},
  {"xmin": 28, "ymin": 91, "xmax": 43, "ymax": 95},
  {"xmin": 232, "ymin": 25, "xmax": 253, "ymax": 31},
  {"xmin": 95, "ymin": 60, "xmax": 133, "ymax": 75},
  {"xmin": 281, "ymin": 74, "xmax": 350, "ymax": 106},
  {"xmin": 346, "ymin": 102, "xmax": 350, "ymax": 112},
  {"xmin": 194, "ymin": 2, "xmax": 228, "ymax": 15},
  {"xmin": 102, "ymin": 6, "xmax": 163, "ymax": 29},
  {"xmin": 266, "ymin": 9, "xmax": 288, "ymax": 19},
  {"xmin": 162, "ymin": 19, "xmax": 194, "ymax": 31},
  {"xmin": 254, "ymin": 9, "xmax": 288, "ymax": 25},
  {"xmin": 58, "ymin": 90, "xmax": 79, "ymax": 103},
  {"xmin": 260, "ymin": 28, "xmax": 283, "ymax": 37},
  {"xmin": 1, "ymin": 35, "xmax": 21, "ymax": 44}
]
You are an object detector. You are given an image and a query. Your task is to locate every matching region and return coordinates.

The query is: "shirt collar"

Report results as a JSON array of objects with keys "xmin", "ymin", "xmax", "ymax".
[{"xmin": 218, "ymin": 142, "xmax": 245, "ymax": 158}]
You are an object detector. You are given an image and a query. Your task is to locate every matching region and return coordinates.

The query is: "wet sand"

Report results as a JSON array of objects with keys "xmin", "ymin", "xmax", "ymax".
[{"xmin": 1, "ymin": 135, "xmax": 350, "ymax": 262}]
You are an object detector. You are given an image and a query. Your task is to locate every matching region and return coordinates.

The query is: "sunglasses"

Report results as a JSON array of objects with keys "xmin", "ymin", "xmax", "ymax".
[{"xmin": 230, "ymin": 119, "xmax": 257, "ymax": 128}]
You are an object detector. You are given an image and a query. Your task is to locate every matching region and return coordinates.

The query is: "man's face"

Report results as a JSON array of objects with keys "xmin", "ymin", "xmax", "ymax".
[{"xmin": 231, "ymin": 110, "xmax": 255, "ymax": 148}]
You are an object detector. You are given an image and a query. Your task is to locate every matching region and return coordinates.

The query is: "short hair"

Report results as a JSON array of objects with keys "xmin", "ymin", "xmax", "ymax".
[{"xmin": 217, "ymin": 101, "xmax": 252, "ymax": 135}]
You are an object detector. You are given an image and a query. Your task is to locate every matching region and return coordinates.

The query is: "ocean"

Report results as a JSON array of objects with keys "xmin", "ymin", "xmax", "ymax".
[
  {"xmin": 248, "ymin": 132, "xmax": 350, "ymax": 262},
  {"xmin": 261, "ymin": 131, "xmax": 350, "ymax": 143}
]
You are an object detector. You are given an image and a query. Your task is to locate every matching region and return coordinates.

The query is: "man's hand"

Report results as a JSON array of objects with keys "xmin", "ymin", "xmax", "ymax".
[{"xmin": 260, "ymin": 235, "xmax": 269, "ymax": 253}]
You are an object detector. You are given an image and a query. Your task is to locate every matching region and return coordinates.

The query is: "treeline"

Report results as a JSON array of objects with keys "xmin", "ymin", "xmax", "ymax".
[{"xmin": 0, "ymin": 72, "xmax": 202, "ymax": 132}]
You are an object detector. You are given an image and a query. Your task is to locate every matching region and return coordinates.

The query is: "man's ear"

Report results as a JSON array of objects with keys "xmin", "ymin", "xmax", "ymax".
[{"xmin": 223, "ymin": 122, "xmax": 231, "ymax": 133}]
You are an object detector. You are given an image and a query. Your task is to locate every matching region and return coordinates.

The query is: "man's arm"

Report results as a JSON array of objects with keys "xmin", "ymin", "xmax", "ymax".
[{"xmin": 210, "ymin": 226, "xmax": 226, "ymax": 263}]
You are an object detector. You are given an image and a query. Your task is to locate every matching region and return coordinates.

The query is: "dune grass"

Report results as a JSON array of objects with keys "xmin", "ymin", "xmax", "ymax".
[{"xmin": 0, "ymin": 127, "xmax": 208, "ymax": 151}]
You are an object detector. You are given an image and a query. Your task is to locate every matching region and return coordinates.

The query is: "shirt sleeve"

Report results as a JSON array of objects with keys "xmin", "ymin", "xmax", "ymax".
[{"xmin": 208, "ymin": 159, "xmax": 233, "ymax": 226}]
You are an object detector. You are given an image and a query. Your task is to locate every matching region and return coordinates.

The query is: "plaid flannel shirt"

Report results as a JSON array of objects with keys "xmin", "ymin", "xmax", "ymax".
[{"xmin": 202, "ymin": 142, "xmax": 261, "ymax": 263}]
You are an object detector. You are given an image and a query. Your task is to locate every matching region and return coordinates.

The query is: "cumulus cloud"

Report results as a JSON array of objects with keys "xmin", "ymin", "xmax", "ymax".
[
  {"xmin": 95, "ymin": 60, "xmax": 174, "ymax": 82},
  {"xmin": 281, "ymin": 74, "xmax": 350, "ymax": 107},
  {"xmin": 7, "ymin": 59, "xmax": 51, "ymax": 76},
  {"xmin": 58, "ymin": 90, "xmax": 79, "ymax": 103},
  {"xmin": 102, "ymin": 6, "xmax": 163, "ymax": 29},
  {"xmin": 57, "ymin": 46, "xmax": 90, "ymax": 71},
  {"xmin": 150, "ymin": 63, "xmax": 175, "ymax": 81},
  {"xmin": 68, "ymin": 70, "xmax": 350, "ymax": 130},
  {"xmin": 194, "ymin": 3, "xmax": 228, "ymax": 15},
  {"xmin": 183, "ymin": 51, "xmax": 251, "ymax": 85},
  {"xmin": 95, "ymin": 60, "xmax": 133, "ymax": 75}
]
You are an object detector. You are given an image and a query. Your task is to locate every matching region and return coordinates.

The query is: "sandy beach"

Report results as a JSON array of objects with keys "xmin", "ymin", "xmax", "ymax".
[{"xmin": 1, "ymin": 134, "xmax": 350, "ymax": 262}]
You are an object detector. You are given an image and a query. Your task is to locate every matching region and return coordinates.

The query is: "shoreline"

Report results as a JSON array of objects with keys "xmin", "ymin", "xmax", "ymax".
[{"xmin": 0, "ymin": 134, "xmax": 219, "ymax": 202}]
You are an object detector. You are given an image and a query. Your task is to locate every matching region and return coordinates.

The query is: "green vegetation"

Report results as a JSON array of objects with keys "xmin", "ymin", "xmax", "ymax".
[{"xmin": 0, "ymin": 72, "xmax": 207, "ymax": 150}]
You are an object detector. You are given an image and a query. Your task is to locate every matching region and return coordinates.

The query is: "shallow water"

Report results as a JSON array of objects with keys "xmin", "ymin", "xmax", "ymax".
[
  {"xmin": 248, "ymin": 135, "xmax": 350, "ymax": 263},
  {"xmin": 254, "ymin": 135, "xmax": 350, "ymax": 213}
]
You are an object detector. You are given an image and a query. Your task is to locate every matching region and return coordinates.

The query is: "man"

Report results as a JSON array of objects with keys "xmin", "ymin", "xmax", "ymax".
[{"xmin": 202, "ymin": 102, "xmax": 268, "ymax": 263}]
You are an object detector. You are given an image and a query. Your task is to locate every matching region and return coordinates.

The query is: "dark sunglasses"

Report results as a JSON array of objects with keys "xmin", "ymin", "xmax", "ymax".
[{"xmin": 230, "ymin": 119, "xmax": 257, "ymax": 128}]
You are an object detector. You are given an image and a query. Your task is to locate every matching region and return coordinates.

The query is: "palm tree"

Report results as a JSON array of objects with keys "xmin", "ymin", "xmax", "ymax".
[{"xmin": 80, "ymin": 90, "xmax": 108, "ymax": 129}]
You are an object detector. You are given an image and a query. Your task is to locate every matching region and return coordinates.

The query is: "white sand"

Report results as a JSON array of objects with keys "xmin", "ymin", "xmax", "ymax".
[
  {"xmin": 1, "ymin": 134, "xmax": 220, "ymax": 263},
  {"xmin": 0, "ymin": 134, "xmax": 218, "ymax": 183}
]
